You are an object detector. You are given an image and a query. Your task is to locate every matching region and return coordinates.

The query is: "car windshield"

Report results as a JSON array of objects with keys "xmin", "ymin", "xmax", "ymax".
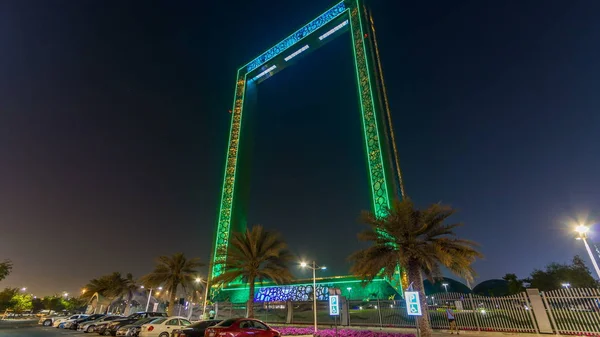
[
  {"xmin": 134, "ymin": 317, "xmax": 158, "ymax": 325},
  {"xmin": 216, "ymin": 318, "xmax": 237, "ymax": 327},
  {"xmin": 148, "ymin": 318, "xmax": 167, "ymax": 325},
  {"xmin": 190, "ymin": 320, "xmax": 222, "ymax": 328}
]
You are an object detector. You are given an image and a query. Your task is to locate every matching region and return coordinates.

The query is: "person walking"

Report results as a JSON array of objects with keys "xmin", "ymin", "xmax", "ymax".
[{"xmin": 446, "ymin": 306, "xmax": 458, "ymax": 334}]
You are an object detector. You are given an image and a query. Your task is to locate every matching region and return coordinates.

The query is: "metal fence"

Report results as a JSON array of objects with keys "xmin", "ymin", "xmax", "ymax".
[
  {"xmin": 542, "ymin": 288, "xmax": 600, "ymax": 335},
  {"xmin": 212, "ymin": 288, "xmax": 600, "ymax": 335}
]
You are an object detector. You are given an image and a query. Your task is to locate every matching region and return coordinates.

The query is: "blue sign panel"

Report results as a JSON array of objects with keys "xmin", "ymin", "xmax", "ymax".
[
  {"xmin": 329, "ymin": 295, "xmax": 340, "ymax": 316},
  {"xmin": 405, "ymin": 291, "xmax": 422, "ymax": 316}
]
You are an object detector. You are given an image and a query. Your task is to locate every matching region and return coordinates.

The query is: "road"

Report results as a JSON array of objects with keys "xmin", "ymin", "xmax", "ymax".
[{"xmin": 0, "ymin": 326, "xmax": 87, "ymax": 337}]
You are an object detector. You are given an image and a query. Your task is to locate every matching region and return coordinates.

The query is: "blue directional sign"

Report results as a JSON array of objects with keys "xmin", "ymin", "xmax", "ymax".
[
  {"xmin": 405, "ymin": 291, "xmax": 422, "ymax": 316},
  {"xmin": 329, "ymin": 295, "xmax": 340, "ymax": 316}
]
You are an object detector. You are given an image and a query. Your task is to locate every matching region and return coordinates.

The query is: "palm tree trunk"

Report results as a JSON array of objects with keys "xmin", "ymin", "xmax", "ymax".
[
  {"xmin": 407, "ymin": 261, "xmax": 432, "ymax": 337},
  {"xmin": 168, "ymin": 286, "xmax": 177, "ymax": 316},
  {"xmin": 247, "ymin": 277, "xmax": 255, "ymax": 318}
]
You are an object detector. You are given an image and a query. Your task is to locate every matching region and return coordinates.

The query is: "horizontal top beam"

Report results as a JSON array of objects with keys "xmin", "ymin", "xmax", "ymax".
[{"xmin": 243, "ymin": 1, "xmax": 348, "ymax": 74}]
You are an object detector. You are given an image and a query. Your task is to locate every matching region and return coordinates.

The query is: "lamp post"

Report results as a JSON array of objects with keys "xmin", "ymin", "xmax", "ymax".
[
  {"xmin": 346, "ymin": 287, "xmax": 352, "ymax": 299},
  {"xmin": 561, "ymin": 283, "xmax": 571, "ymax": 289},
  {"xmin": 575, "ymin": 225, "xmax": 600, "ymax": 279},
  {"xmin": 141, "ymin": 286, "xmax": 162, "ymax": 312},
  {"xmin": 442, "ymin": 283, "xmax": 449, "ymax": 292},
  {"xmin": 195, "ymin": 277, "xmax": 210, "ymax": 318},
  {"xmin": 301, "ymin": 261, "xmax": 326, "ymax": 333}
]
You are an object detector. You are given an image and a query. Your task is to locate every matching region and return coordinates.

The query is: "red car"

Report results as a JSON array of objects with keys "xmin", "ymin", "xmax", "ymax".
[{"xmin": 204, "ymin": 318, "xmax": 280, "ymax": 337}]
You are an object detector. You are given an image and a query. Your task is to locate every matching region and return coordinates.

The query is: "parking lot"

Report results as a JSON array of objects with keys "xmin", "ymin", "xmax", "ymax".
[{"xmin": 0, "ymin": 326, "xmax": 91, "ymax": 337}]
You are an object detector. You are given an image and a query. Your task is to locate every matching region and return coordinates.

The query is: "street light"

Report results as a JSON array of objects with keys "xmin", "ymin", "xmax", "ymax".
[
  {"xmin": 195, "ymin": 277, "xmax": 210, "ymax": 318},
  {"xmin": 142, "ymin": 286, "xmax": 163, "ymax": 311},
  {"xmin": 346, "ymin": 287, "xmax": 352, "ymax": 299},
  {"xmin": 300, "ymin": 261, "xmax": 326, "ymax": 333},
  {"xmin": 20, "ymin": 287, "xmax": 27, "ymax": 292},
  {"xmin": 575, "ymin": 224, "xmax": 600, "ymax": 279},
  {"xmin": 561, "ymin": 283, "xmax": 571, "ymax": 289},
  {"xmin": 442, "ymin": 283, "xmax": 449, "ymax": 292}
]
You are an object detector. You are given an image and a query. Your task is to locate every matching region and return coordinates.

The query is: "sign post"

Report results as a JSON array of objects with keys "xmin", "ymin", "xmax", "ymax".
[
  {"xmin": 329, "ymin": 294, "xmax": 340, "ymax": 337},
  {"xmin": 329, "ymin": 295, "xmax": 340, "ymax": 316},
  {"xmin": 405, "ymin": 291, "xmax": 422, "ymax": 337}
]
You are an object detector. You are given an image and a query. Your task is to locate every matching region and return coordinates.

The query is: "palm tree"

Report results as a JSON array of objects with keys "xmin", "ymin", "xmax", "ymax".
[
  {"xmin": 349, "ymin": 199, "xmax": 483, "ymax": 337},
  {"xmin": 140, "ymin": 253, "xmax": 203, "ymax": 316},
  {"xmin": 81, "ymin": 272, "xmax": 134, "ymax": 313},
  {"xmin": 212, "ymin": 225, "xmax": 294, "ymax": 318},
  {"xmin": 107, "ymin": 273, "xmax": 138, "ymax": 315}
]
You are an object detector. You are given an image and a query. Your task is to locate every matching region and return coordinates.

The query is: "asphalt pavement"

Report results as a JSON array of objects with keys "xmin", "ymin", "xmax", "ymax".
[{"xmin": 0, "ymin": 326, "xmax": 86, "ymax": 337}]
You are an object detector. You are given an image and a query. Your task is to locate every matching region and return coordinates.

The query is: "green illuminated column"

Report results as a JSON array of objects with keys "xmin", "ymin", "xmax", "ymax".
[
  {"xmin": 349, "ymin": 1, "xmax": 393, "ymax": 218},
  {"xmin": 210, "ymin": 72, "xmax": 247, "ymax": 281}
]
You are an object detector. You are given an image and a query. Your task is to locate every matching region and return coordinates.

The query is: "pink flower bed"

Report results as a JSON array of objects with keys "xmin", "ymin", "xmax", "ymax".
[{"xmin": 276, "ymin": 327, "xmax": 415, "ymax": 337}]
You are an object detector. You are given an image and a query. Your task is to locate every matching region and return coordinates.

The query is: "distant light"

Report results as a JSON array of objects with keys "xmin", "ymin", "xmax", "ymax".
[
  {"xmin": 252, "ymin": 65, "xmax": 277, "ymax": 81},
  {"xmin": 374, "ymin": 305, "xmax": 378, "ymax": 309},
  {"xmin": 140, "ymin": 286, "xmax": 145, "ymax": 289},
  {"xmin": 158, "ymin": 287, "xmax": 163, "ymax": 290},
  {"xmin": 481, "ymin": 309, "xmax": 486, "ymax": 315},
  {"xmin": 359, "ymin": 306, "xmax": 363, "ymax": 310},
  {"xmin": 284, "ymin": 45, "xmax": 309, "ymax": 61},
  {"xmin": 21, "ymin": 287, "xmax": 26, "ymax": 292},
  {"xmin": 318, "ymin": 20, "xmax": 348, "ymax": 40},
  {"xmin": 561, "ymin": 283, "xmax": 571, "ymax": 289},
  {"xmin": 195, "ymin": 277, "xmax": 201, "ymax": 283},
  {"xmin": 321, "ymin": 266, "xmax": 327, "ymax": 270},
  {"xmin": 347, "ymin": 287, "xmax": 352, "ymax": 291},
  {"xmin": 300, "ymin": 262, "xmax": 308, "ymax": 268},
  {"xmin": 390, "ymin": 304, "xmax": 394, "ymax": 308}
]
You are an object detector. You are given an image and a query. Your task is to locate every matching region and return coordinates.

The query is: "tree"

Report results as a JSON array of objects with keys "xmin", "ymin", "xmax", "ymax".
[
  {"xmin": 41, "ymin": 296, "xmax": 66, "ymax": 312},
  {"xmin": 503, "ymin": 273, "xmax": 525, "ymax": 295},
  {"xmin": 9, "ymin": 293, "xmax": 33, "ymax": 313},
  {"xmin": 529, "ymin": 255, "xmax": 598, "ymax": 291},
  {"xmin": 349, "ymin": 199, "xmax": 483, "ymax": 337},
  {"xmin": 140, "ymin": 253, "xmax": 203, "ymax": 316},
  {"xmin": 212, "ymin": 225, "xmax": 294, "ymax": 318},
  {"xmin": 0, "ymin": 288, "xmax": 18, "ymax": 312},
  {"xmin": 0, "ymin": 260, "xmax": 13, "ymax": 282}
]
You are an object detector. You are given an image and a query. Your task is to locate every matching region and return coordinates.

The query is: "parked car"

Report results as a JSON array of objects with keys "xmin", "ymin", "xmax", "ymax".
[
  {"xmin": 64, "ymin": 314, "xmax": 104, "ymax": 330},
  {"xmin": 79, "ymin": 315, "xmax": 122, "ymax": 333},
  {"xmin": 38, "ymin": 314, "xmax": 67, "ymax": 326},
  {"xmin": 53, "ymin": 314, "xmax": 88, "ymax": 328},
  {"xmin": 139, "ymin": 316, "xmax": 191, "ymax": 337},
  {"xmin": 204, "ymin": 318, "xmax": 280, "ymax": 337},
  {"xmin": 103, "ymin": 312, "xmax": 168, "ymax": 336},
  {"xmin": 116, "ymin": 317, "xmax": 167, "ymax": 337},
  {"xmin": 170, "ymin": 319, "xmax": 222, "ymax": 337}
]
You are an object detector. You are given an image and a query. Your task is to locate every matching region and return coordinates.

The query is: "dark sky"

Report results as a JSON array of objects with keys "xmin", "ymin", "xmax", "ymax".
[{"xmin": 1, "ymin": 0, "xmax": 600, "ymax": 296}]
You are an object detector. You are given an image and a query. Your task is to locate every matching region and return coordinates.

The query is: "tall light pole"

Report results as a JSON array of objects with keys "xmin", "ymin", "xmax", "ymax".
[
  {"xmin": 141, "ymin": 286, "xmax": 162, "ymax": 312},
  {"xmin": 301, "ymin": 261, "xmax": 326, "ymax": 333},
  {"xmin": 575, "ymin": 225, "xmax": 600, "ymax": 280},
  {"xmin": 442, "ymin": 283, "xmax": 449, "ymax": 292},
  {"xmin": 195, "ymin": 277, "xmax": 210, "ymax": 318}
]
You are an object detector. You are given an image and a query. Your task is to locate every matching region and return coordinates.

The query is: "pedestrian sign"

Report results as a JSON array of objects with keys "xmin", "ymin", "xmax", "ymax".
[
  {"xmin": 329, "ymin": 295, "xmax": 340, "ymax": 316},
  {"xmin": 405, "ymin": 291, "xmax": 422, "ymax": 316}
]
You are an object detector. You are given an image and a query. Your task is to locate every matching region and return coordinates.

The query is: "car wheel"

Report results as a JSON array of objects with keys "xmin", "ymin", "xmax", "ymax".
[
  {"xmin": 86, "ymin": 325, "xmax": 94, "ymax": 333},
  {"xmin": 159, "ymin": 333, "xmax": 170, "ymax": 337},
  {"xmin": 43, "ymin": 320, "xmax": 52, "ymax": 326},
  {"xmin": 103, "ymin": 329, "xmax": 112, "ymax": 336}
]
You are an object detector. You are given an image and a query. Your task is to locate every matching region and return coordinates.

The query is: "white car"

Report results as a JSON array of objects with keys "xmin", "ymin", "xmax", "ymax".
[
  {"xmin": 52, "ymin": 314, "xmax": 88, "ymax": 328},
  {"xmin": 139, "ymin": 316, "xmax": 192, "ymax": 337}
]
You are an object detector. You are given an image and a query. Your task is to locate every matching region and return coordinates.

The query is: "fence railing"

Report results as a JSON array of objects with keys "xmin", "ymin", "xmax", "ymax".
[
  {"xmin": 542, "ymin": 288, "xmax": 600, "ymax": 335},
  {"xmin": 210, "ymin": 287, "xmax": 600, "ymax": 335}
]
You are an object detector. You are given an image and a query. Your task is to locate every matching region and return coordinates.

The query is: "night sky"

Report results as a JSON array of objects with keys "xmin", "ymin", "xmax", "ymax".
[{"xmin": 1, "ymin": 0, "xmax": 600, "ymax": 296}]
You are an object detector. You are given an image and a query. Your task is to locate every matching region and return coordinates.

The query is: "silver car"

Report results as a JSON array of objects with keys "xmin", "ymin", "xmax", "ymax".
[{"xmin": 78, "ymin": 315, "xmax": 123, "ymax": 333}]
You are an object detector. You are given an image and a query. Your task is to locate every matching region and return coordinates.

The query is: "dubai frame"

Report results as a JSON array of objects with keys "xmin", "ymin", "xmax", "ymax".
[{"xmin": 209, "ymin": 0, "xmax": 406, "ymax": 303}]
